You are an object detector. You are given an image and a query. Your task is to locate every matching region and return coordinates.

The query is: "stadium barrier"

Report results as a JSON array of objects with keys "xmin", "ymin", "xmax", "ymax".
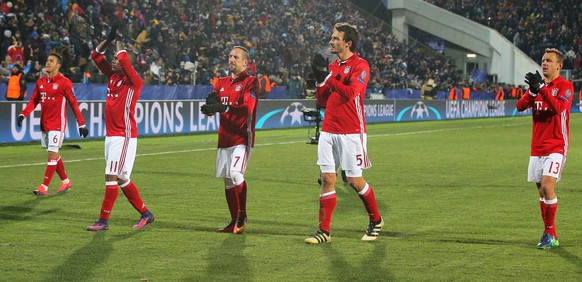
[
  {"xmin": 0, "ymin": 83, "xmax": 496, "ymax": 101},
  {"xmin": 3, "ymin": 98, "xmax": 580, "ymax": 144}
]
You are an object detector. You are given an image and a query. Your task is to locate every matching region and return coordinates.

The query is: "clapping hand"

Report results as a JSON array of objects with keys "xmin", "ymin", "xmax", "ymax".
[
  {"xmin": 525, "ymin": 70, "xmax": 544, "ymax": 94},
  {"xmin": 201, "ymin": 103, "xmax": 227, "ymax": 115},
  {"xmin": 205, "ymin": 91, "xmax": 220, "ymax": 105},
  {"xmin": 311, "ymin": 53, "xmax": 330, "ymax": 83}
]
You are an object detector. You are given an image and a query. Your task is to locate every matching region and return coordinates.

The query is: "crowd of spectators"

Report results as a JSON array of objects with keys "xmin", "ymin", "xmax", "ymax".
[
  {"xmin": 0, "ymin": 0, "xmax": 467, "ymax": 95},
  {"xmin": 2, "ymin": 0, "xmax": 576, "ymax": 98},
  {"xmin": 427, "ymin": 0, "xmax": 582, "ymax": 90}
]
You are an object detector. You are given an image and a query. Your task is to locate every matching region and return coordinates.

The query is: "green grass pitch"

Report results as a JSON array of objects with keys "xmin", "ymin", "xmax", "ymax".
[{"xmin": 2, "ymin": 115, "xmax": 582, "ymax": 281}]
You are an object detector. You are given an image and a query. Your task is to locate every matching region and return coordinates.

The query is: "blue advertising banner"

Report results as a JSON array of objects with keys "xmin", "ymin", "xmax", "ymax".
[{"xmin": 0, "ymin": 99, "xmax": 577, "ymax": 144}]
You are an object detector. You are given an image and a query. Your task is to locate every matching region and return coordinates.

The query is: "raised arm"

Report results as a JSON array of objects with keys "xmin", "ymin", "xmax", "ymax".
[
  {"xmin": 115, "ymin": 41, "xmax": 142, "ymax": 88},
  {"xmin": 91, "ymin": 40, "xmax": 114, "ymax": 78}
]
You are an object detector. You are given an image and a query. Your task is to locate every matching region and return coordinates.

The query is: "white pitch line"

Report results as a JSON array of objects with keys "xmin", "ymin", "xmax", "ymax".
[{"xmin": 1, "ymin": 122, "xmax": 526, "ymax": 169}]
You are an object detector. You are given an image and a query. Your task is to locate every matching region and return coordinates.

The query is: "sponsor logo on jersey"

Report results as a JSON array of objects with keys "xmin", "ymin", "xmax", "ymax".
[{"xmin": 344, "ymin": 66, "xmax": 351, "ymax": 74}]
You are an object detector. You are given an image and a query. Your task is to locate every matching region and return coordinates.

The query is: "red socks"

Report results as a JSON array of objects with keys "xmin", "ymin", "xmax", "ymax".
[
  {"xmin": 319, "ymin": 191, "xmax": 336, "ymax": 233},
  {"xmin": 358, "ymin": 184, "xmax": 381, "ymax": 222},
  {"xmin": 42, "ymin": 158, "xmax": 58, "ymax": 187},
  {"xmin": 539, "ymin": 197, "xmax": 546, "ymax": 220},
  {"xmin": 225, "ymin": 186, "xmax": 239, "ymax": 221},
  {"xmin": 543, "ymin": 198, "xmax": 558, "ymax": 238},
  {"xmin": 55, "ymin": 157, "xmax": 68, "ymax": 181},
  {"xmin": 100, "ymin": 182, "xmax": 119, "ymax": 220},
  {"xmin": 224, "ymin": 181, "xmax": 248, "ymax": 221},
  {"xmin": 237, "ymin": 181, "xmax": 247, "ymax": 219},
  {"xmin": 121, "ymin": 181, "xmax": 148, "ymax": 213},
  {"xmin": 99, "ymin": 181, "xmax": 148, "ymax": 220}
]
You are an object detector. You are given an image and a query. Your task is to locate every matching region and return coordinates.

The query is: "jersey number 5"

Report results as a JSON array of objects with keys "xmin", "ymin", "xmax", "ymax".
[{"xmin": 356, "ymin": 154, "xmax": 363, "ymax": 166}]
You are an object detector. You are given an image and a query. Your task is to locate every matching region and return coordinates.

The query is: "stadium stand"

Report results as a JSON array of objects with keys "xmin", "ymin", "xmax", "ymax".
[
  {"xmin": 427, "ymin": 0, "xmax": 581, "ymax": 89},
  {"xmin": 0, "ymin": 0, "xmax": 576, "ymax": 95}
]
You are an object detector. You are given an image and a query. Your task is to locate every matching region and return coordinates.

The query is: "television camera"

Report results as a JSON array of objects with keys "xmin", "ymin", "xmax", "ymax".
[{"xmin": 301, "ymin": 106, "xmax": 322, "ymax": 145}]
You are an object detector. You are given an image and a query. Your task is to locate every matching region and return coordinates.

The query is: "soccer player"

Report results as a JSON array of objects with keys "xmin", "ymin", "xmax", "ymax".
[
  {"xmin": 305, "ymin": 22, "xmax": 383, "ymax": 244},
  {"xmin": 200, "ymin": 46, "xmax": 259, "ymax": 234},
  {"xmin": 517, "ymin": 48, "xmax": 573, "ymax": 249},
  {"xmin": 86, "ymin": 34, "xmax": 154, "ymax": 231},
  {"xmin": 17, "ymin": 53, "xmax": 89, "ymax": 196}
]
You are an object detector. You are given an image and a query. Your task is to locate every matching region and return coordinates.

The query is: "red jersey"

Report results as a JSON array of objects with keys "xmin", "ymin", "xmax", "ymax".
[
  {"xmin": 517, "ymin": 76, "xmax": 573, "ymax": 156},
  {"xmin": 20, "ymin": 73, "xmax": 85, "ymax": 132},
  {"xmin": 213, "ymin": 71, "xmax": 259, "ymax": 148},
  {"xmin": 316, "ymin": 53, "xmax": 369, "ymax": 134},
  {"xmin": 91, "ymin": 49, "xmax": 142, "ymax": 138}
]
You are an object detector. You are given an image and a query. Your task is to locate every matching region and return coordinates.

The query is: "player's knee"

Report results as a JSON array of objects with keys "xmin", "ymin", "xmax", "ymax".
[
  {"xmin": 223, "ymin": 178, "xmax": 235, "ymax": 189},
  {"xmin": 105, "ymin": 174, "xmax": 118, "ymax": 182},
  {"xmin": 539, "ymin": 184, "xmax": 555, "ymax": 196},
  {"xmin": 118, "ymin": 178, "xmax": 129, "ymax": 187},
  {"xmin": 230, "ymin": 170, "xmax": 245, "ymax": 186},
  {"xmin": 320, "ymin": 173, "xmax": 336, "ymax": 186}
]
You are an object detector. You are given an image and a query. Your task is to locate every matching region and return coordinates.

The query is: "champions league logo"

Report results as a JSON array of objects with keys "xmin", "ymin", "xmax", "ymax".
[
  {"xmin": 256, "ymin": 102, "xmax": 312, "ymax": 129},
  {"xmin": 280, "ymin": 102, "xmax": 305, "ymax": 125},
  {"xmin": 396, "ymin": 101, "xmax": 441, "ymax": 121}
]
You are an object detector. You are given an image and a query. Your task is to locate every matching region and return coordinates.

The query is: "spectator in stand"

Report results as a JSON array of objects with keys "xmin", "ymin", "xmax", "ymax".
[
  {"xmin": 421, "ymin": 79, "xmax": 438, "ymax": 99},
  {"xmin": 286, "ymin": 72, "xmax": 304, "ymax": 99},
  {"xmin": 5, "ymin": 63, "xmax": 26, "ymax": 100},
  {"xmin": 258, "ymin": 73, "xmax": 271, "ymax": 99}
]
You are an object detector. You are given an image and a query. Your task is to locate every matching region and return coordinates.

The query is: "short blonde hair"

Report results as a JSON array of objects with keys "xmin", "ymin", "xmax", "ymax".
[{"xmin": 545, "ymin": 48, "xmax": 564, "ymax": 63}]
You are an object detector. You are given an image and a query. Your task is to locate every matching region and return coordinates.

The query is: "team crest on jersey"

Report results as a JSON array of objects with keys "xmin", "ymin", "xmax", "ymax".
[
  {"xmin": 344, "ymin": 66, "xmax": 351, "ymax": 74},
  {"xmin": 235, "ymin": 84, "xmax": 242, "ymax": 91},
  {"xmin": 566, "ymin": 89, "xmax": 572, "ymax": 97},
  {"xmin": 53, "ymin": 83, "xmax": 59, "ymax": 90},
  {"xmin": 551, "ymin": 88, "xmax": 558, "ymax": 96}
]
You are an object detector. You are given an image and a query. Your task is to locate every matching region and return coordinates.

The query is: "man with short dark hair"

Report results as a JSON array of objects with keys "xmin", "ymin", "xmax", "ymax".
[
  {"xmin": 17, "ymin": 53, "xmax": 88, "ymax": 196},
  {"xmin": 305, "ymin": 22, "xmax": 383, "ymax": 244}
]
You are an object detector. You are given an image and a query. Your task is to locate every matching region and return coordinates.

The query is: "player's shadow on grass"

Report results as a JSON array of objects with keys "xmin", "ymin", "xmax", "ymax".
[
  {"xmin": 185, "ymin": 235, "xmax": 252, "ymax": 281},
  {"xmin": 151, "ymin": 215, "xmax": 233, "ymax": 233},
  {"xmin": 323, "ymin": 240, "xmax": 394, "ymax": 281},
  {"xmin": 0, "ymin": 198, "xmax": 59, "ymax": 222},
  {"xmin": 43, "ymin": 231, "xmax": 136, "ymax": 282},
  {"xmin": 554, "ymin": 247, "xmax": 582, "ymax": 272}
]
